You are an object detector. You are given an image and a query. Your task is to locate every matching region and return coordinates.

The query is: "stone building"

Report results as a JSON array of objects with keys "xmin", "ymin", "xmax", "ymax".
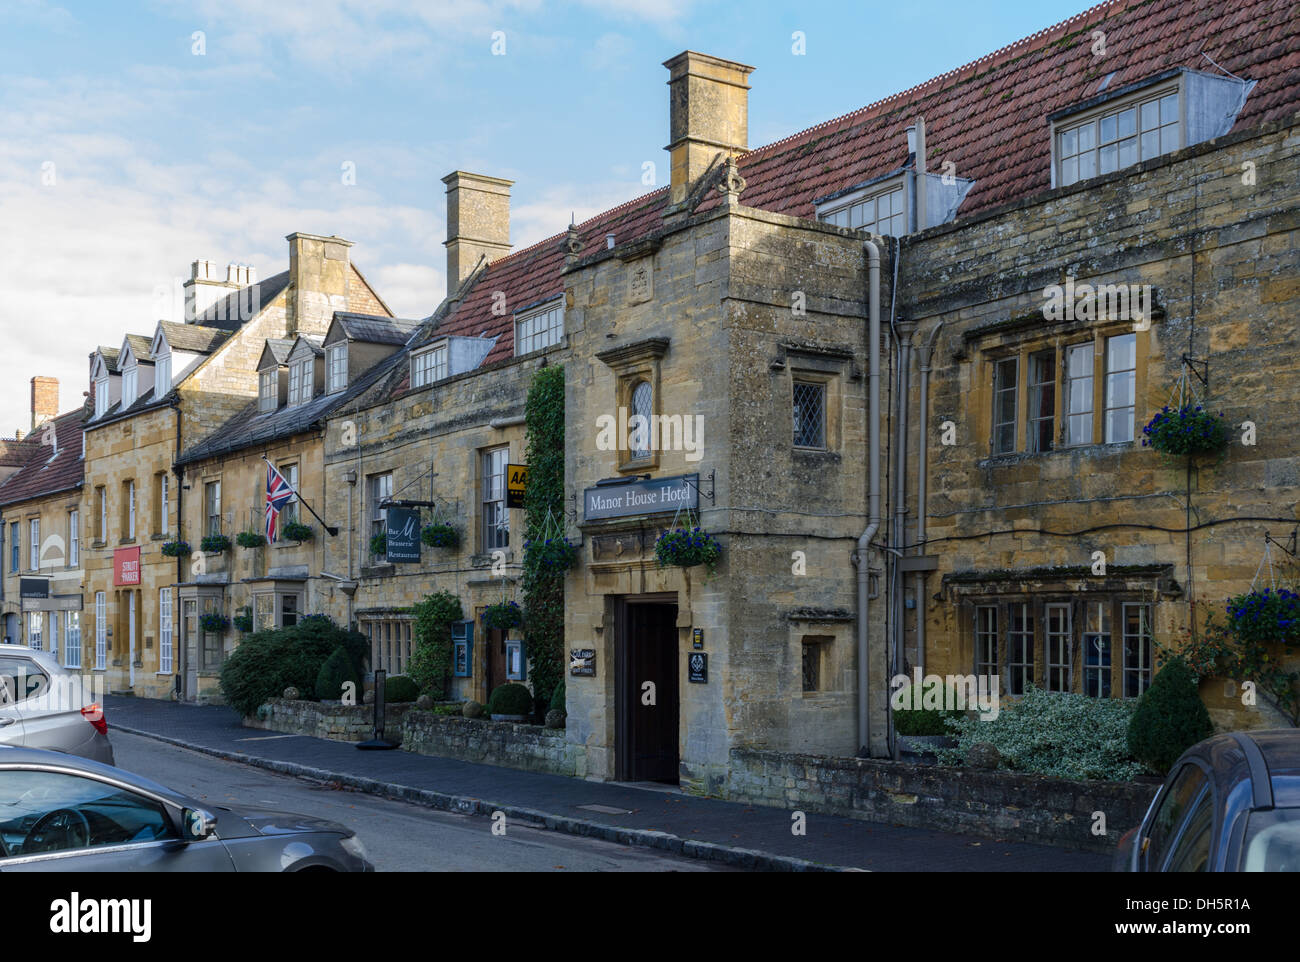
[{"xmin": 0, "ymin": 381, "xmax": 87, "ymax": 658}]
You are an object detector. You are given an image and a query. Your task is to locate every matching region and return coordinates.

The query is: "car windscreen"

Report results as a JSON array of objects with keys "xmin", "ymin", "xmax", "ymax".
[{"xmin": 1241, "ymin": 808, "xmax": 1300, "ymax": 872}]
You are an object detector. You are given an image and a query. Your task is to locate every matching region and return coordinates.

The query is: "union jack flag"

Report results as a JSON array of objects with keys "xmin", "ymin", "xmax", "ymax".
[{"xmin": 265, "ymin": 461, "xmax": 297, "ymax": 543}]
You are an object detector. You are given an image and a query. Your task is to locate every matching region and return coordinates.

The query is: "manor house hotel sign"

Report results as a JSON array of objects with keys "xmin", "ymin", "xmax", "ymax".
[{"xmin": 584, "ymin": 474, "xmax": 699, "ymax": 521}]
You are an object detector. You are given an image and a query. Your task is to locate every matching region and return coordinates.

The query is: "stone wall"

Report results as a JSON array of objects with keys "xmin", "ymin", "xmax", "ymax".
[
  {"xmin": 250, "ymin": 697, "xmax": 414, "ymax": 743},
  {"xmin": 401, "ymin": 710, "xmax": 575, "ymax": 776},
  {"xmin": 725, "ymin": 748, "xmax": 1158, "ymax": 853}
]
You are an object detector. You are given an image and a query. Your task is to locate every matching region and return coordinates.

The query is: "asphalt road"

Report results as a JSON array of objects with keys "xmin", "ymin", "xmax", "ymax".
[{"xmin": 113, "ymin": 733, "xmax": 730, "ymax": 872}]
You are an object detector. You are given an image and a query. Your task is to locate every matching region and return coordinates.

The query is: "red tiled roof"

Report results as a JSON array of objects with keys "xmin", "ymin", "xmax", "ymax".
[
  {"xmin": 0, "ymin": 439, "xmax": 37, "ymax": 468},
  {"xmin": 424, "ymin": 0, "xmax": 1299, "ymax": 372},
  {"xmin": 0, "ymin": 406, "xmax": 89, "ymax": 506}
]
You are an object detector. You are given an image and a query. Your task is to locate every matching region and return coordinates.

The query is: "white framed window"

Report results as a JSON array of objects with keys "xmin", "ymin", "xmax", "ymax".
[
  {"xmin": 297, "ymin": 359, "xmax": 314, "ymax": 404},
  {"xmin": 411, "ymin": 345, "xmax": 448, "ymax": 388},
  {"xmin": 156, "ymin": 473, "xmax": 169, "ymax": 536},
  {"xmin": 96, "ymin": 487, "xmax": 106, "ymax": 543},
  {"xmin": 259, "ymin": 370, "xmax": 278, "ymax": 413},
  {"xmin": 1045, "ymin": 603, "xmax": 1071, "ymax": 692},
  {"xmin": 818, "ymin": 184, "xmax": 906, "ymax": 236},
  {"xmin": 122, "ymin": 365, "xmax": 137, "ymax": 408},
  {"xmin": 1104, "ymin": 333, "xmax": 1137, "ymax": 443},
  {"xmin": 126, "ymin": 479, "xmax": 136, "ymax": 541},
  {"xmin": 94, "ymin": 378, "xmax": 108, "ymax": 418},
  {"xmin": 992, "ymin": 357, "xmax": 1018, "ymax": 455},
  {"xmin": 28, "ymin": 612, "xmax": 41, "ymax": 650},
  {"xmin": 68, "ymin": 510, "xmax": 79, "ymax": 567},
  {"xmin": 64, "ymin": 611, "xmax": 81, "ymax": 669},
  {"xmin": 279, "ymin": 463, "xmax": 299, "ymax": 525},
  {"xmin": 975, "ymin": 606, "xmax": 998, "ymax": 681},
  {"xmin": 29, "ymin": 519, "xmax": 39, "ymax": 570},
  {"xmin": 1007, "ymin": 602, "xmax": 1034, "ymax": 696},
  {"xmin": 1064, "ymin": 342, "xmax": 1095, "ymax": 446},
  {"xmin": 159, "ymin": 588, "xmax": 173, "ymax": 674},
  {"xmin": 1083, "ymin": 602, "xmax": 1112, "ymax": 698},
  {"xmin": 369, "ymin": 472, "xmax": 393, "ymax": 542},
  {"xmin": 481, "ymin": 447, "xmax": 509, "ymax": 551},
  {"xmin": 1027, "ymin": 352, "xmax": 1055, "ymax": 454},
  {"xmin": 515, "ymin": 302, "xmax": 564, "ymax": 356},
  {"xmin": 327, "ymin": 344, "xmax": 348, "ymax": 393},
  {"xmin": 1122, "ymin": 603, "xmax": 1153, "ymax": 699},
  {"xmin": 94, "ymin": 592, "xmax": 106, "ymax": 670},
  {"xmin": 1056, "ymin": 89, "xmax": 1179, "ymax": 188},
  {"xmin": 154, "ymin": 353, "xmax": 171, "ymax": 399},
  {"xmin": 205, "ymin": 480, "xmax": 222, "ymax": 537}
]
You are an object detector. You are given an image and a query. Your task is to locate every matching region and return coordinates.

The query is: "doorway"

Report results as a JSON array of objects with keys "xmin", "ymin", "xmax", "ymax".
[
  {"xmin": 182, "ymin": 600, "xmax": 198, "ymax": 700},
  {"xmin": 485, "ymin": 628, "xmax": 507, "ymax": 700},
  {"xmin": 615, "ymin": 596, "xmax": 679, "ymax": 784}
]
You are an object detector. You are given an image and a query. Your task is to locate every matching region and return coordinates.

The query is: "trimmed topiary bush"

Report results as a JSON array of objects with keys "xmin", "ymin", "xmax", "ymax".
[
  {"xmin": 548, "ymin": 679, "xmax": 565, "ymax": 714},
  {"xmin": 219, "ymin": 616, "xmax": 368, "ymax": 718},
  {"xmin": 1127, "ymin": 655, "xmax": 1213, "ymax": 774},
  {"xmin": 384, "ymin": 674, "xmax": 420, "ymax": 704},
  {"xmin": 487, "ymin": 683, "xmax": 533, "ymax": 718},
  {"xmin": 462, "ymin": 700, "xmax": 484, "ymax": 719},
  {"xmin": 315, "ymin": 645, "xmax": 358, "ymax": 702}
]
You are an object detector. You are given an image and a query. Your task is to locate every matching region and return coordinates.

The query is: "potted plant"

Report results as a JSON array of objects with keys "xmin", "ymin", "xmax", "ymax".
[
  {"xmin": 235, "ymin": 530, "xmax": 267, "ymax": 549},
  {"xmin": 524, "ymin": 535, "xmax": 579, "ymax": 572},
  {"xmin": 160, "ymin": 539, "xmax": 191, "ymax": 558},
  {"xmin": 200, "ymin": 534, "xmax": 231, "ymax": 554},
  {"xmin": 482, "ymin": 601, "xmax": 523, "ymax": 632},
  {"xmin": 232, "ymin": 608, "xmax": 254, "ymax": 633},
  {"xmin": 1225, "ymin": 586, "xmax": 1300, "ymax": 646},
  {"xmin": 421, "ymin": 522, "xmax": 460, "ymax": 549},
  {"xmin": 487, "ymin": 682, "xmax": 533, "ymax": 722},
  {"xmin": 369, "ymin": 532, "xmax": 387, "ymax": 558},
  {"xmin": 1141, "ymin": 404, "xmax": 1229, "ymax": 457},
  {"xmin": 654, "ymin": 521, "xmax": 721, "ymax": 577},
  {"xmin": 281, "ymin": 521, "xmax": 314, "ymax": 543},
  {"xmin": 199, "ymin": 612, "xmax": 230, "ymax": 634}
]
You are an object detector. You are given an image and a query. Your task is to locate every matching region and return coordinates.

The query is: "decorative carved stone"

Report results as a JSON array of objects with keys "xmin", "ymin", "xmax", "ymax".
[{"xmin": 628, "ymin": 257, "xmax": 652, "ymax": 304}]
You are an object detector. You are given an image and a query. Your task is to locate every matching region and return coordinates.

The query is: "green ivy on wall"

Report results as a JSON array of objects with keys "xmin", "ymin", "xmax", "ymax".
[
  {"xmin": 522, "ymin": 364, "xmax": 566, "ymax": 712},
  {"xmin": 409, "ymin": 590, "xmax": 464, "ymax": 698}
]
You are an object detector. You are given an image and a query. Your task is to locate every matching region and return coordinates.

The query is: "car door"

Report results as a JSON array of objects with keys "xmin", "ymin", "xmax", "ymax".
[
  {"xmin": 0, "ymin": 767, "xmax": 235, "ymax": 872},
  {"xmin": 1163, "ymin": 784, "xmax": 1215, "ymax": 871},
  {"xmin": 0, "ymin": 657, "xmax": 28, "ymax": 747},
  {"xmin": 1142, "ymin": 763, "xmax": 1210, "ymax": 871}
]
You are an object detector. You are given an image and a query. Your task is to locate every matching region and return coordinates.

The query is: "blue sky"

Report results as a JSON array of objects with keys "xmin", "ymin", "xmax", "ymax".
[{"xmin": 0, "ymin": 0, "xmax": 1089, "ymax": 431}]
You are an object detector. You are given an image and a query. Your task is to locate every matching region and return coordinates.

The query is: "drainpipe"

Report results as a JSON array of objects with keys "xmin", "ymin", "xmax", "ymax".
[
  {"xmin": 914, "ymin": 321, "xmax": 943, "ymax": 678},
  {"xmin": 856, "ymin": 240, "xmax": 881, "ymax": 756},
  {"xmin": 892, "ymin": 318, "xmax": 916, "ymax": 705}
]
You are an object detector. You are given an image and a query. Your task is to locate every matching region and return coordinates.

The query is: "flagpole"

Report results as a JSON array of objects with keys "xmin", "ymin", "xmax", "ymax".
[{"xmin": 264, "ymin": 457, "xmax": 338, "ymax": 537}]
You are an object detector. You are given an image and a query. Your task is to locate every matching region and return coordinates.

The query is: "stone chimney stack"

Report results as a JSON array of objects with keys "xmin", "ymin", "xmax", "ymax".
[
  {"xmin": 663, "ymin": 51, "xmax": 754, "ymax": 207},
  {"xmin": 286, "ymin": 233, "xmax": 353, "ymax": 336},
  {"xmin": 30, "ymin": 377, "xmax": 58, "ymax": 433},
  {"xmin": 183, "ymin": 258, "xmax": 243, "ymax": 322},
  {"xmin": 442, "ymin": 171, "xmax": 513, "ymax": 294}
]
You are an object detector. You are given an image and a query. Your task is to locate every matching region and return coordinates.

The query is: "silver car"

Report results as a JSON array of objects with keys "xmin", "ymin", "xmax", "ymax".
[
  {"xmin": 0, "ymin": 644, "xmax": 113, "ymax": 766},
  {"xmin": 0, "ymin": 746, "xmax": 373, "ymax": 871}
]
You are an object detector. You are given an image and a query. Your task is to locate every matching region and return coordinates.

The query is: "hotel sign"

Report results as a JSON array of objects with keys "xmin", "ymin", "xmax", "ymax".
[{"xmin": 583, "ymin": 474, "xmax": 698, "ymax": 521}]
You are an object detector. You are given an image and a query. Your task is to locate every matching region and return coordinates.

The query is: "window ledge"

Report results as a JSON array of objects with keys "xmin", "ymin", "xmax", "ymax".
[{"xmin": 978, "ymin": 441, "xmax": 1137, "ymax": 467}]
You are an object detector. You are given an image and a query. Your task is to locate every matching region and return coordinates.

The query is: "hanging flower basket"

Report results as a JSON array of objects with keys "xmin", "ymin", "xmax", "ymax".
[
  {"xmin": 200, "ymin": 534, "xmax": 231, "ymax": 554},
  {"xmin": 1141, "ymin": 404, "xmax": 1228, "ymax": 457},
  {"xmin": 160, "ymin": 540, "xmax": 191, "ymax": 558},
  {"xmin": 1225, "ymin": 588, "xmax": 1300, "ymax": 647},
  {"xmin": 482, "ymin": 601, "xmax": 523, "ymax": 631},
  {"xmin": 235, "ymin": 531, "xmax": 267, "ymax": 549},
  {"xmin": 281, "ymin": 521, "xmax": 314, "ymax": 543},
  {"xmin": 421, "ymin": 523, "xmax": 460, "ymax": 548},
  {"xmin": 199, "ymin": 613, "xmax": 230, "ymax": 634},
  {"xmin": 369, "ymin": 533, "xmax": 387, "ymax": 557},
  {"xmin": 233, "ymin": 610, "xmax": 254, "ymax": 633},
  {"xmin": 524, "ymin": 535, "xmax": 579, "ymax": 572},
  {"xmin": 654, "ymin": 525, "xmax": 722, "ymax": 576}
]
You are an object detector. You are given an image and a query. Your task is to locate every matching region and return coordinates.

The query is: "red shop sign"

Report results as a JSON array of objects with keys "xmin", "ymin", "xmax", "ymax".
[{"xmin": 114, "ymin": 546, "xmax": 141, "ymax": 586}]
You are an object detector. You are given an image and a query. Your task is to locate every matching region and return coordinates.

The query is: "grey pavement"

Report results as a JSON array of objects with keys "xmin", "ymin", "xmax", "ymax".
[{"xmin": 102, "ymin": 695, "xmax": 1110, "ymax": 872}]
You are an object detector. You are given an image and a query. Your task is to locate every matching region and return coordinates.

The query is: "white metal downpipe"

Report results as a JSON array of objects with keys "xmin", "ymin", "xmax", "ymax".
[
  {"xmin": 915, "ymin": 321, "xmax": 944, "ymax": 677},
  {"xmin": 856, "ymin": 240, "xmax": 881, "ymax": 756}
]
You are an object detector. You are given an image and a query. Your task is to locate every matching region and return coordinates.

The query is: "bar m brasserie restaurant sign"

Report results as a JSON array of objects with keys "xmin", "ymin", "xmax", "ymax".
[{"xmin": 584, "ymin": 474, "xmax": 698, "ymax": 521}]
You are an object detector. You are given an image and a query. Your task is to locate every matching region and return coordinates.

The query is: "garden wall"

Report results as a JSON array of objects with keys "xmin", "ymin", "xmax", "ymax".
[
  {"xmin": 401, "ymin": 710, "xmax": 575, "ymax": 776},
  {"xmin": 725, "ymin": 748, "xmax": 1160, "ymax": 853},
  {"xmin": 248, "ymin": 698, "xmax": 414, "ymax": 743}
]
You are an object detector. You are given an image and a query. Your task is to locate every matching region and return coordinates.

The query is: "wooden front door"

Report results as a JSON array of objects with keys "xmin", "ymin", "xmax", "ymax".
[
  {"xmin": 616, "ymin": 598, "xmax": 680, "ymax": 784},
  {"xmin": 485, "ymin": 628, "xmax": 507, "ymax": 700}
]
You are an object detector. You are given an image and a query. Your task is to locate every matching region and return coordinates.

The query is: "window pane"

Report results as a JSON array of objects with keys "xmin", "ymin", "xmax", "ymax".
[
  {"xmin": 793, "ymin": 381, "xmax": 826, "ymax": 448},
  {"xmin": 1060, "ymin": 127, "xmax": 1078, "ymax": 156},
  {"xmin": 1161, "ymin": 93, "xmax": 1179, "ymax": 125},
  {"xmin": 1141, "ymin": 99, "xmax": 1159, "ymax": 130},
  {"xmin": 1100, "ymin": 112, "xmax": 1117, "ymax": 143},
  {"xmin": 1029, "ymin": 352, "xmax": 1055, "ymax": 453},
  {"xmin": 1141, "ymin": 129, "xmax": 1160, "ymax": 159},
  {"xmin": 1117, "ymin": 107, "xmax": 1136, "ymax": 139},
  {"xmin": 1100, "ymin": 141, "xmax": 1118, "ymax": 174},
  {"xmin": 1118, "ymin": 137, "xmax": 1138, "ymax": 168},
  {"xmin": 630, "ymin": 380, "xmax": 653, "ymax": 458},
  {"xmin": 1062, "ymin": 157, "xmax": 1079, "ymax": 186},
  {"xmin": 1078, "ymin": 151, "xmax": 1097, "ymax": 180}
]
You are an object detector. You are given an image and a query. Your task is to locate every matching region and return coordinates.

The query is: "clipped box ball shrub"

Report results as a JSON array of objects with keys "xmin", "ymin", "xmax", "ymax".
[
  {"xmin": 384, "ymin": 674, "xmax": 420, "ymax": 704},
  {"xmin": 315, "ymin": 645, "xmax": 358, "ymax": 702},
  {"xmin": 487, "ymin": 683, "xmax": 533, "ymax": 718},
  {"xmin": 938, "ymin": 686, "xmax": 1144, "ymax": 781},
  {"xmin": 548, "ymin": 679, "xmax": 566, "ymax": 714},
  {"xmin": 1127, "ymin": 656, "xmax": 1213, "ymax": 774},
  {"xmin": 891, "ymin": 683, "xmax": 964, "ymax": 736},
  {"xmin": 219, "ymin": 616, "xmax": 367, "ymax": 718}
]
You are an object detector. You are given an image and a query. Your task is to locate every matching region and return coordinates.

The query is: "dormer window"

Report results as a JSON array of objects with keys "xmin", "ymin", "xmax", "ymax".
[
  {"xmin": 154, "ymin": 351, "xmax": 171, "ymax": 400},
  {"xmin": 818, "ymin": 182, "xmax": 906, "ymax": 236},
  {"xmin": 327, "ymin": 344, "xmax": 348, "ymax": 394},
  {"xmin": 121, "ymin": 365, "xmax": 137, "ymax": 408},
  {"xmin": 288, "ymin": 359, "xmax": 314, "ymax": 406},
  {"xmin": 1056, "ymin": 89, "xmax": 1179, "ymax": 188},
  {"xmin": 94, "ymin": 378, "xmax": 108, "ymax": 418},
  {"xmin": 259, "ymin": 370, "xmax": 278, "ymax": 413},
  {"xmin": 411, "ymin": 345, "xmax": 448, "ymax": 388},
  {"xmin": 515, "ymin": 300, "xmax": 564, "ymax": 356}
]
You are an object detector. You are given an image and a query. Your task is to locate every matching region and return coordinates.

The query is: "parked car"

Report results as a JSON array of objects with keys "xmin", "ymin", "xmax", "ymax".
[
  {"xmin": 0, "ymin": 644, "xmax": 113, "ymax": 765},
  {"xmin": 1115, "ymin": 729, "xmax": 1300, "ymax": 871},
  {"xmin": 0, "ymin": 745, "xmax": 373, "ymax": 871}
]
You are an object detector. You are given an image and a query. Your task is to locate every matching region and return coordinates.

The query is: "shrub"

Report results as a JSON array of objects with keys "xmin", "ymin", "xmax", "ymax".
[
  {"xmin": 462, "ymin": 700, "xmax": 484, "ymax": 718},
  {"xmin": 408, "ymin": 590, "xmax": 464, "ymax": 698},
  {"xmin": 892, "ymin": 683, "xmax": 964, "ymax": 736},
  {"xmin": 384, "ymin": 674, "xmax": 420, "ymax": 704},
  {"xmin": 548, "ymin": 679, "xmax": 566, "ymax": 714},
  {"xmin": 937, "ymin": 686, "xmax": 1144, "ymax": 781},
  {"xmin": 200, "ymin": 534, "xmax": 231, "ymax": 553},
  {"xmin": 1141, "ymin": 404, "xmax": 1228, "ymax": 457},
  {"xmin": 1128, "ymin": 656, "xmax": 1214, "ymax": 774},
  {"xmin": 487, "ymin": 683, "xmax": 533, "ymax": 717},
  {"xmin": 369, "ymin": 533, "xmax": 387, "ymax": 557},
  {"xmin": 235, "ymin": 531, "xmax": 267, "ymax": 549},
  {"xmin": 281, "ymin": 521, "xmax": 314, "ymax": 543},
  {"xmin": 160, "ymin": 540, "xmax": 191, "ymax": 558},
  {"xmin": 482, "ymin": 601, "xmax": 523, "ymax": 631},
  {"xmin": 218, "ymin": 616, "xmax": 368, "ymax": 718},
  {"xmin": 654, "ymin": 526, "xmax": 721, "ymax": 576},
  {"xmin": 421, "ymin": 523, "xmax": 460, "ymax": 548},
  {"xmin": 315, "ymin": 645, "xmax": 358, "ymax": 701}
]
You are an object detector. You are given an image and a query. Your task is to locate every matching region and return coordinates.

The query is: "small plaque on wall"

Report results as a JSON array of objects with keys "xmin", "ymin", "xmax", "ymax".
[
  {"xmin": 570, "ymin": 649, "xmax": 596, "ymax": 676},
  {"xmin": 688, "ymin": 652, "xmax": 708, "ymax": 684}
]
